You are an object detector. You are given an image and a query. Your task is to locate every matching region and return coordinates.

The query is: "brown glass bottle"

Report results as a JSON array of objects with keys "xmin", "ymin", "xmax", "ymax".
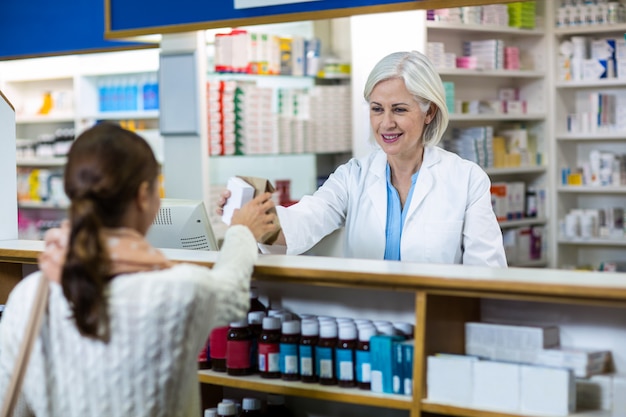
[
  {"xmin": 336, "ymin": 324, "xmax": 357, "ymax": 388},
  {"xmin": 249, "ymin": 286, "xmax": 267, "ymax": 313},
  {"xmin": 247, "ymin": 310, "xmax": 266, "ymax": 373},
  {"xmin": 280, "ymin": 320, "xmax": 301, "ymax": 381},
  {"xmin": 258, "ymin": 317, "xmax": 281, "ymax": 379},
  {"xmin": 356, "ymin": 325, "xmax": 377, "ymax": 390},
  {"xmin": 316, "ymin": 321, "xmax": 337, "ymax": 385},
  {"xmin": 299, "ymin": 319, "xmax": 319, "ymax": 383},
  {"xmin": 226, "ymin": 320, "xmax": 252, "ymax": 376}
]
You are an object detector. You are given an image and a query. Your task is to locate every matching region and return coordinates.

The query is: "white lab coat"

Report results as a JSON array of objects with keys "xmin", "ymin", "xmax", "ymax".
[{"xmin": 277, "ymin": 146, "xmax": 507, "ymax": 267}]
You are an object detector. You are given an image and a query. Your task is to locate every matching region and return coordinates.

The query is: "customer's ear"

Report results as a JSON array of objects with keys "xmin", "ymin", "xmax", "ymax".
[{"xmin": 136, "ymin": 181, "xmax": 151, "ymax": 212}]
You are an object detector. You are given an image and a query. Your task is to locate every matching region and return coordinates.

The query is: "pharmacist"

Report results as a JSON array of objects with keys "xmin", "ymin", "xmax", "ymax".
[{"xmin": 219, "ymin": 51, "xmax": 507, "ymax": 267}]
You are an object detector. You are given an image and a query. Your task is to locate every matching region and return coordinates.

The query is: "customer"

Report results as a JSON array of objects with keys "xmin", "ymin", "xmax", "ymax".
[
  {"xmin": 0, "ymin": 123, "xmax": 276, "ymax": 416},
  {"xmin": 218, "ymin": 51, "xmax": 506, "ymax": 267}
]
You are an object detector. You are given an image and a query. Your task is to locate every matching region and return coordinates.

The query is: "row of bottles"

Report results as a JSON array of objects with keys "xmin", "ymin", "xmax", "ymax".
[
  {"xmin": 201, "ymin": 287, "xmax": 414, "ymax": 393},
  {"xmin": 97, "ymin": 74, "xmax": 159, "ymax": 113},
  {"xmin": 205, "ymin": 395, "xmax": 292, "ymax": 417}
]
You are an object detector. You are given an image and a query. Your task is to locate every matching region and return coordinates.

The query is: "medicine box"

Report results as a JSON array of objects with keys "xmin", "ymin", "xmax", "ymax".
[
  {"xmin": 427, "ymin": 354, "xmax": 477, "ymax": 406},
  {"xmin": 370, "ymin": 335, "xmax": 404, "ymax": 394},
  {"xmin": 472, "ymin": 360, "xmax": 521, "ymax": 412},
  {"xmin": 465, "ymin": 322, "xmax": 560, "ymax": 364},
  {"xmin": 521, "ymin": 365, "xmax": 575, "ymax": 416},
  {"xmin": 536, "ymin": 347, "xmax": 609, "ymax": 378},
  {"xmin": 221, "ymin": 176, "xmax": 255, "ymax": 225}
]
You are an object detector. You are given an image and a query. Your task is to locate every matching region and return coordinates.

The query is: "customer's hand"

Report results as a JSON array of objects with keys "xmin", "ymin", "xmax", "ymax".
[
  {"xmin": 230, "ymin": 192, "xmax": 277, "ymax": 242},
  {"xmin": 215, "ymin": 189, "xmax": 231, "ymax": 216}
]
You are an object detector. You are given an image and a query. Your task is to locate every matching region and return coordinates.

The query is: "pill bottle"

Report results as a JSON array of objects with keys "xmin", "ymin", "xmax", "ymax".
[
  {"xmin": 216, "ymin": 401, "xmax": 237, "ymax": 417},
  {"xmin": 316, "ymin": 321, "xmax": 337, "ymax": 385},
  {"xmin": 336, "ymin": 323, "xmax": 357, "ymax": 388},
  {"xmin": 258, "ymin": 316, "xmax": 281, "ymax": 378},
  {"xmin": 209, "ymin": 326, "xmax": 229, "ymax": 372},
  {"xmin": 356, "ymin": 325, "xmax": 377, "ymax": 390},
  {"xmin": 280, "ymin": 320, "xmax": 301, "ymax": 381},
  {"xmin": 299, "ymin": 319, "xmax": 319, "ymax": 383},
  {"xmin": 266, "ymin": 394, "xmax": 294, "ymax": 417},
  {"xmin": 226, "ymin": 320, "xmax": 252, "ymax": 376},
  {"xmin": 247, "ymin": 310, "xmax": 266, "ymax": 373},
  {"xmin": 241, "ymin": 397, "xmax": 262, "ymax": 416},
  {"xmin": 249, "ymin": 286, "xmax": 267, "ymax": 313}
]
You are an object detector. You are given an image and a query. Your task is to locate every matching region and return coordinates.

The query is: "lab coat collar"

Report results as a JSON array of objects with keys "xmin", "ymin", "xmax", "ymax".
[
  {"xmin": 405, "ymin": 146, "xmax": 438, "ymax": 221},
  {"xmin": 366, "ymin": 146, "xmax": 440, "ymax": 230}
]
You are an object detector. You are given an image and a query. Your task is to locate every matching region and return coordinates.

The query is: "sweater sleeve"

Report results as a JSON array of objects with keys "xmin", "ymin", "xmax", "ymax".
[{"xmin": 205, "ymin": 224, "xmax": 258, "ymax": 328}]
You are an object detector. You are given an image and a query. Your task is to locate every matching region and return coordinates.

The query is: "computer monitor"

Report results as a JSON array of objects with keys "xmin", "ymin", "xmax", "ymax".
[{"xmin": 146, "ymin": 199, "xmax": 219, "ymax": 251}]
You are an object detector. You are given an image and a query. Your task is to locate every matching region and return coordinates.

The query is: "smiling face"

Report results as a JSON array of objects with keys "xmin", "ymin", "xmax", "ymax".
[{"xmin": 369, "ymin": 77, "xmax": 435, "ymax": 161}]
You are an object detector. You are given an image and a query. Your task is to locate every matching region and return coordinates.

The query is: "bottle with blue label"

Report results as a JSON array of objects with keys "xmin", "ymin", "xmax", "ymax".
[
  {"xmin": 356, "ymin": 325, "xmax": 377, "ymax": 390},
  {"xmin": 299, "ymin": 319, "xmax": 319, "ymax": 383},
  {"xmin": 336, "ymin": 323, "xmax": 357, "ymax": 388},
  {"xmin": 142, "ymin": 73, "xmax": 159, "ymax": 111},
  {"xmin": 316, "ymin": 321, "xmax": 337, "ymax": 385},
  {"xmin": 280, "ymin": 320, "xmax": 300, "ymax": 381}
]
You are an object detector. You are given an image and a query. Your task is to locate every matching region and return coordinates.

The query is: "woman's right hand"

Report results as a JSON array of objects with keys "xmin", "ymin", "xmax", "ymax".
[{"xmin": 230, "ymin": 192, "xmax": 277, "ymax": 242}]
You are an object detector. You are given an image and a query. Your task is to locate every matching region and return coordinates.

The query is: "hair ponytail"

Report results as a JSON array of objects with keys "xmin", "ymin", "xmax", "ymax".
[
  {"xmin": 61, "ymin": 122, "xmax": 159, "ymax": 341},
  {"xmin": 62, "ymin": 197, "xmax": 111, "ymax": 340}
]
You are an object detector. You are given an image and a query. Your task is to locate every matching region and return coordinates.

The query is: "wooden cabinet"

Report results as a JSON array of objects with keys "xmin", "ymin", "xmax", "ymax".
[{"xmin": 2, "ymin": 242, "xmax": 624, "ymax": 416}]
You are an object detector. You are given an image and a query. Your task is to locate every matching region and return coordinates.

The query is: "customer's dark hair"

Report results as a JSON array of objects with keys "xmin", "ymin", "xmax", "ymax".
[{"xmin": 62, "ymin": 122, "xmax": 159, "ymax": 340}]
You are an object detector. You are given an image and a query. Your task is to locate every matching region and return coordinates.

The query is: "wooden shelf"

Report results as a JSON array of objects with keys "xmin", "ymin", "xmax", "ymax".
[
  {"xmin": 79, "ymin": 109, "xmax": 159, "ymax": 120},
  {"xmin": 556, "ymin": 132, "xmax": 626, "ymax": 142},
  {"xmin": 426, "ymin": 21, "xmax": 544, "ymax": 36},
  {"xmin": 484, "ymin": 166, "xmax": 546, "ymax": 176},
  {"xmin": 553, "ymin": 23, "xmax": 626, "ymax": 36},
  {"xmin": 555, "ymin": 79, "xmax": 626, "ymax": 88},
  {"xmin": 449, "ymin": 113, "xmax": 545, "ymax": 122},
  {"xmin": 499, "ymin": 218, "xmax": 547, "ymax": 229},
  {"xmin": 557, "ymin": 186, "xmax": 626, "ymax": 194},
  {"xmin": 558, "ymin": 238, "xmax": 626, "ymax": 247},
  {"xmin": 16, "ymin": 157, "xmax": 66, "ymax": 167},
  {"xmin": 198, "ymin": 369, "xmax": 412, "ymax": 410},
  {"xmin": 437, "ymin": 69, "xmax": 544, "ymax": 78},
  {"xmin": 16, "ymin": 114, "xmax": 74, "ymax": 124}
]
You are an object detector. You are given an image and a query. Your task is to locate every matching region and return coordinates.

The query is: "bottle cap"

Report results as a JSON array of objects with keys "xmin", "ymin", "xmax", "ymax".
[
  {"xmin": 242, "ymin": 397, "xmax": 261, "ymax": 411},
  {"xmin": 319, "ymin": 322, "xmax": 337, "ymax": 338},
  {"xmin": 282, "ymin": 320, "xmax": 301, "ymax": 335},
  {"xmin": 247, "ymin": 310, "xmax": 266, "ymax": 324},
  {"xmin": 217, "ymin": 402, "xmax": 236, "ymax": 415},
  {"xmin": 298, "ymin": 313, "xmax": 316, "ymax": 320},
  {"xmin": 338, "ymin": 323, "xmax": 357, "ymax": 340},
  {"xmin": 393, "ymin": 322, "xmax": 414, "ymax": 338},
  {"xmin": 229, "ymin": 320, "xmax": 248, "ymax": 328},
  {"xmin": 335, "ymin": 317, "xmax": 354, "ymax": 324},
  {"xmin": 301, "ymin": 319, "xmax": 319, "ymax": 336},
  {"xmin": 204, "ymin": 408, "xmax": 218, "ymax": 417},
  {"xmin": 375, "ymin": 322, "xmax": 397, "ymax": 336},
  {"xmin": 358, "ymin": 325, "xmax": 378, "ymax": 342},
  {"xmin": 354, "ymin": 318, "xmax": 372, "ymax": 326},
  {"xmin": 262, "ymin": 316, "xmax": 281, "ymax": 330}
]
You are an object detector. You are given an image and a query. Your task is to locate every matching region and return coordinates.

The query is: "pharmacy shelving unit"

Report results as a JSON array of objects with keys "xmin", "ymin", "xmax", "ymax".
[
  {"xmin": 424, "ymin": 1, "xmax": 550, "ymax": 267},
  {"xmin": 0, "ymin": 49, "xmax": 162, "ymax": 239},
  {"xmin": 551, "ymin": 18, "xmax": 626, "ymax": 269},
  {"xmin": 1, "ymin": 241, "xmax": 625, "ymax": 417}
]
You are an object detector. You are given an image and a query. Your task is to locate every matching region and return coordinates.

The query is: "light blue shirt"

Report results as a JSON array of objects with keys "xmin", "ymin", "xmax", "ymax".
[{"xmin": 384, "ymin": 164, "xmax": 419, "ymax": 261}]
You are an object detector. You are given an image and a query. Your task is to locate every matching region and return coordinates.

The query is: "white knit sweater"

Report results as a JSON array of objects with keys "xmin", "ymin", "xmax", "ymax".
[{"xmin": 0, "ymin": 225, "xmax": 257, "ymax": 417}]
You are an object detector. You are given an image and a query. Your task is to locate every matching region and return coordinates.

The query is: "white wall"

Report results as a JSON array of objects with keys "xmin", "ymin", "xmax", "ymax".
[
  {"xmin": 0, "ymin": 92, "xmax": 17, "ymax": 240},
  {"xmin": 350, "ymin": 10, "xmax": 427, "ymax": 160}
]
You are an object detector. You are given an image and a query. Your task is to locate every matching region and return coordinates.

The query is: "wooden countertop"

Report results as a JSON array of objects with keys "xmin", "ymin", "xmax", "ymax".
[{"xmin": 1, "ymin": 239, "xmax": 626, "ymax": 304}]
